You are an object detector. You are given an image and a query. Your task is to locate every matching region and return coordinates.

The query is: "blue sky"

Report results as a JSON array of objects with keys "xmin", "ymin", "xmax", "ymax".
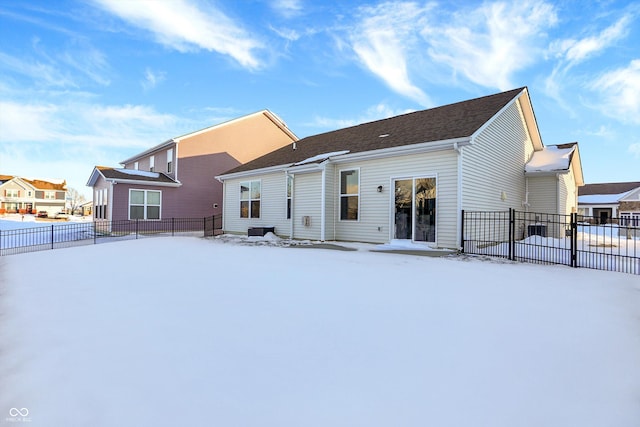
[{"xmin": 1, "ymin": 0, "xmax": 639, "ymax": 197}]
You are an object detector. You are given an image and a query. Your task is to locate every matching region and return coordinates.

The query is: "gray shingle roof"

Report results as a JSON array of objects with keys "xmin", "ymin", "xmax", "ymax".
[
  {"xmin": 225, "ymin": 88, "xmax": 525, "ymax": 175},
  {"xmin": 579, "ymin": 181, "xmax": 640, "ymax": 196}
]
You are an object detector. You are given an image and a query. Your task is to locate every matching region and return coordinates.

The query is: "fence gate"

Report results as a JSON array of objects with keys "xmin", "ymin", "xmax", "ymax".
[{"xmin": 461, "ymin": 209, "xmax": 640, "ymax": 275}]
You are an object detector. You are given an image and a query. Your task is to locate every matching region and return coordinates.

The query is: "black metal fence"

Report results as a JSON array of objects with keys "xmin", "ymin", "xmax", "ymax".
[
  {"xmin": 0, "ymin": 215, "xmax": 222, "ymax": 256},
  {"xmin": 462, "ymin": 209, "xmax": 640, "ymax": 275}
]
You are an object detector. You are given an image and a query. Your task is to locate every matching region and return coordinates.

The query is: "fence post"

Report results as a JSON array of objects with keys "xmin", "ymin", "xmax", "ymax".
[
  {"xmin": 460, "ymin": 210, "xmax": 465, "ymax": 252},
  {"xmin": 570, "ymin": 212, "xmax": 577, "ymax": 268},
  {"xmin": 136, "ymin": 219, "xmax": 139, "ymax": 239},
  {"xmin": 172, "ymin": 217, "xmax": 175, "ymax": 236},
  {"xmin": 94, "ymin": 222, "xmax": 97, "ymax": 245},
  {"xmin": 509, "ymin": 208, "xmax": 515, "ymax": 261},
  {"xmin": 51, "ymin": 224, "xmax": 54, "ymax": 250}
]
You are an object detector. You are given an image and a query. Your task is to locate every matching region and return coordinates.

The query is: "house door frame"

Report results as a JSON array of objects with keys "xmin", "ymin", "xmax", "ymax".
[{"xmin": 390, "ymin": 175, "xmax": 437, "ymax": 244}]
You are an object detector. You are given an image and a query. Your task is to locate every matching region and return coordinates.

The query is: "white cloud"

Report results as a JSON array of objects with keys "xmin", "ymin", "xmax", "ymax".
[
  {"xmin": 270, "ymin": 0, "xmax": 303, "ymax": 18},
  {"xmin": 141, "ymin": 68, "xmax": 166, "ymax": 90},
  {"xmin": 91, "ymin": 0, "xmax": 265, "ymax": 70},
  {"xmin": 544, "ymin": 12, "xmax": 634, "ymax": 108},
  {"xmin": 0, "ymin": 51, "xmax": 76, "ymax": 88},
  {"xmin": 350, "ymin": 2, "xmax": 433, "ymax": 106},
  {"xmin": 550, "ymin": 15, "xmax": 631, "ymax": 65},
  {"xmin": 308, "ymin": 103, "xmax": 415, "ymax": 130},
  {"xmin": 426, "ymin": 1, "xmax": 557, "ymax": 90},
  {"xmin": 589, "ymin": 59, "xmax": 640, "ymax": 124}
]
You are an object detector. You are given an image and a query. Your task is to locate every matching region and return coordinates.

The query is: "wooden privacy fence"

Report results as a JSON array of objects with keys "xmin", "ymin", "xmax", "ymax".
[{"xmin": 462, "ymin": 209, "xmax": 640, "ymax": 275}]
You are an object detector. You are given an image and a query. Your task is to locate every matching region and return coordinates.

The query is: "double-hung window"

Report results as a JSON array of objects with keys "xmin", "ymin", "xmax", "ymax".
[
  {"xmin": 240, "ymin": 181, "xmax": 260, "ymax": 218},
  {"xmin": 129, "ymin": 189, "xmax": 161, "ymax": 220},
  {"xmin": 149, "ymin": 155, "xmax": 155, "ymax": 172},
  {"xmin": 167, "ymin": 149, "xmax": 173, "ymax": 173},
  {"xmin": 340, "ymin": 169, "xmax": 359, "ymax": 220},
  {"xmin": 286, "ymin": 175, "xmax": 293, "ymax": 219}
]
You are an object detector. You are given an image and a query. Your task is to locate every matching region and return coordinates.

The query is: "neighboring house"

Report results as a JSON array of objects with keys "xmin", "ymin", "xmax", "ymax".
[
  {"xmin": 578, "ymin": 181, "xmax": 640, "ymax": 225},
  {"xmin": 0, "ymin": 175, "xmax": 67, "ymax": 215},
  {"xmin": 87, "ymin": 110, "xmax": 297, "ymax": 222},
  {"xmin": 216, "ymin": 88, "xmax": 584, "ymax": 250},
  {"xmin": 77, "ymin": 200, "xmax": 94, "ymax": 216}
]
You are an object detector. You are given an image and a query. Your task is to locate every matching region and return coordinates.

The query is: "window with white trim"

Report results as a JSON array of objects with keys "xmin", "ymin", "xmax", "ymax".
[
  {"xmin": 340, "ymin": 169, "xmax": 359, "ymax": 220},
  {"xmin": 95, "ymin": 188, "xmax": 108, "ymax": 220},
  {"xmin": 129, "ymin": 189, "xmax": 161, "ymax": 220},
  {"xmin": 149, "ymin": 155, "xmax": 155, "ymax": 172},
  {"xmin": 286, "ymin": 175, "xmax": 292, "ymax": 219},
  {"xmin": 167, "ymin": 149, "xmax": 173, "ymax": 173},
  {"xmin": 5, "ymin": 189, "xmax": 19, "ymax": 197},
  {"xmin": 134, "ymin": 161, "xmax": 139, "ymax": 170},
  {"xmin": 240, "ymin": 181, "xmax": 260, "ymax": 218},
  {"xmin": 620, "ymin": 212, "xmax": 640, "ymax": 227},
  {"xmin": 45, "ymin": 191, "xmax": 56, "ymax": 200}
]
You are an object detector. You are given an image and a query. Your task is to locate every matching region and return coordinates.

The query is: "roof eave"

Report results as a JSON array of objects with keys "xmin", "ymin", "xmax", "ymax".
[{"xmin": 107, "ymin": 178, "xmax": 182, "ymax": 187}]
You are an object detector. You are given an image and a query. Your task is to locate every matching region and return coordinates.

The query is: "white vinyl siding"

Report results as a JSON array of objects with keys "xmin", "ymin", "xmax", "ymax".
[
  {"xmin": 332, "ymin": 149, "xmax": 458, "ymax": 248},
  {"xmin": 324, "ymin": 164, "xmax": 336, "ymax": 241},
  {"xmin": 292, "ymin": 173, "xmax": 322, "ymax": 240},
  {"xmin": 222, "ymin": 172, "xmax": 294, "ymax": 237},
  {"xmin": 559, "ymin": 169, "xmax": 577, "ymax": 215},
  {"xmin": 527, "ymin": 176, "xmax": 557, "ymax": 214},
  {"xmin": 462, "ymin": 100, "xmax": 533, "ymax": 212}
]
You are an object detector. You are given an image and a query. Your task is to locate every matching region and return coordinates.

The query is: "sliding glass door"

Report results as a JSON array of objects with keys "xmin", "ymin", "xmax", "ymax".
[{"xmin": 393, "ymin": 177, "xmax": 436, "ymax": 242}]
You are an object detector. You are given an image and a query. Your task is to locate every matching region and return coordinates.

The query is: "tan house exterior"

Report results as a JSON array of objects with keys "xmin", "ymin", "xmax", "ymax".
[
  {"xmin": 87, "ymin": 110, "xmax": 297, "ymax": 221},
  {"xmin": 217, "ymin": 88, "xmax": 583, "ymax": 250},
  {"xmin": 0, "ymin": 175, "xmax": 67, "ymax": 216}
]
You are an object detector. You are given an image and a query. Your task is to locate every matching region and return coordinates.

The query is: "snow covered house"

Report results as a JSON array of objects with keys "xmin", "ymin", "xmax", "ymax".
[
  {"xmin": 216, "ymin": 88, "xmax": 584, "ymax": 250},
  {"xmin": 578, "ymin": 181, "xmax": 640, "ymax": 225},
  {"xmin": 86, "ymin": 111, "xmax": 297, "ymax": 222},
  {"xmin": 0, "ymin": 175, "xmax": 67, "ymax": 216}
]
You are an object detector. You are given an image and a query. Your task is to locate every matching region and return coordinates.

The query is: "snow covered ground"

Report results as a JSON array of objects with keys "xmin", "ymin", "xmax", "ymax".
[{"xmin": 1, "ymin": 235, "xmax": 639, "ymax": 426}]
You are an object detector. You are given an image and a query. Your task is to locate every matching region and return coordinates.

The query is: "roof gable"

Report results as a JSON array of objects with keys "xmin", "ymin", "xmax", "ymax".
[
  {"xmin": 224, "ymin": 88, "xmax": 526, "ymax": 175},
  {"xmin": 120, "ymin": 110, "xmax": 298, "ymax": 165}
]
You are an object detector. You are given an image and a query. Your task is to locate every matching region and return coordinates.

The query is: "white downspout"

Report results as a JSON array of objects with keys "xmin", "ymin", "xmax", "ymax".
[
  {"xmin": 454, "ymin": 142, "xmax": 463, "ymax": 250},
  {"xmin": 556, "ymin": 174, "xmax": 561, "ymax": 215},
  {"xmin": 522, "ymin": 177, "xmax": 530, "ymax": 211},
  {"xmin": 320, "ymin": 165, "xmax": 326, "ymax": 242},
  {"xmin": 288, "ymin": 172, "xmax": 295, "ymax": 241}
]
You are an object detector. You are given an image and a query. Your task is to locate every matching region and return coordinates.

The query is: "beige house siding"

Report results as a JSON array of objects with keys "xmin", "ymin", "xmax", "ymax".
[
  {"xmin": 462, "ymin": 101, "xmax": 534, "ymax": 212},
  {"xmin": 331, "ymin": 149, "xmax": 459, "ymax": 247},
  {"xmin": 527, "ymin": 176, "xmax": 557, "ymax": 214},
  {"xmin": 292, "ymin": 172, "xmax": 322, "ymax": 240},
  {"xmin": 559, "ymin": 169, "xmax": 577, "ymax": 215},
  {"xmin": 324, "ymin": 164, "xmax": 337, "ymax": 241},
  {"xmin": 222, "ymin": 172, "xmax": 292, "ymax": 236}
]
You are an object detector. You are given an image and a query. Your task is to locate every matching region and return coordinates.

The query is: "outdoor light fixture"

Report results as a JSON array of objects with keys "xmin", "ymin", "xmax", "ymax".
[{"xmin": 377, "ymin": 185, "xmax": 383, "ymax": 192}]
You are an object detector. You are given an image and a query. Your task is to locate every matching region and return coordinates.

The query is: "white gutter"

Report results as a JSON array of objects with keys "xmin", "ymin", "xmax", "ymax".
[
  {"xmin": 320, "ymin": 164, "xmax": 326, "ymax": 242},
  {"xmin": 329, "ymin": 137, "xmax": 471, "ymax": 164},
  {"xmin": 105, "ymin": 178, "xmax": 181, "ymax": 188},
  {"xmin": 216, "ymin": 163, "xmax": 294, "ymax": 182}
]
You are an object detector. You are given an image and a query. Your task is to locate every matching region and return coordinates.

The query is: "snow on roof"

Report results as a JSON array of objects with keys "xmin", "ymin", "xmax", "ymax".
[
  {"xmin": 114, "ymin": 168, "xmax": 160, "ymax": 178},
  {"xmin": 578, "ymin": 191, "xmax": 631, "ymax": 204},
  {"xmin": 525, "ymin": 145, "xmax": 575, "ymax": 173},
  {"xmin": 293, "ymin": 150, "xmax": 350, "ymax": 166}
]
